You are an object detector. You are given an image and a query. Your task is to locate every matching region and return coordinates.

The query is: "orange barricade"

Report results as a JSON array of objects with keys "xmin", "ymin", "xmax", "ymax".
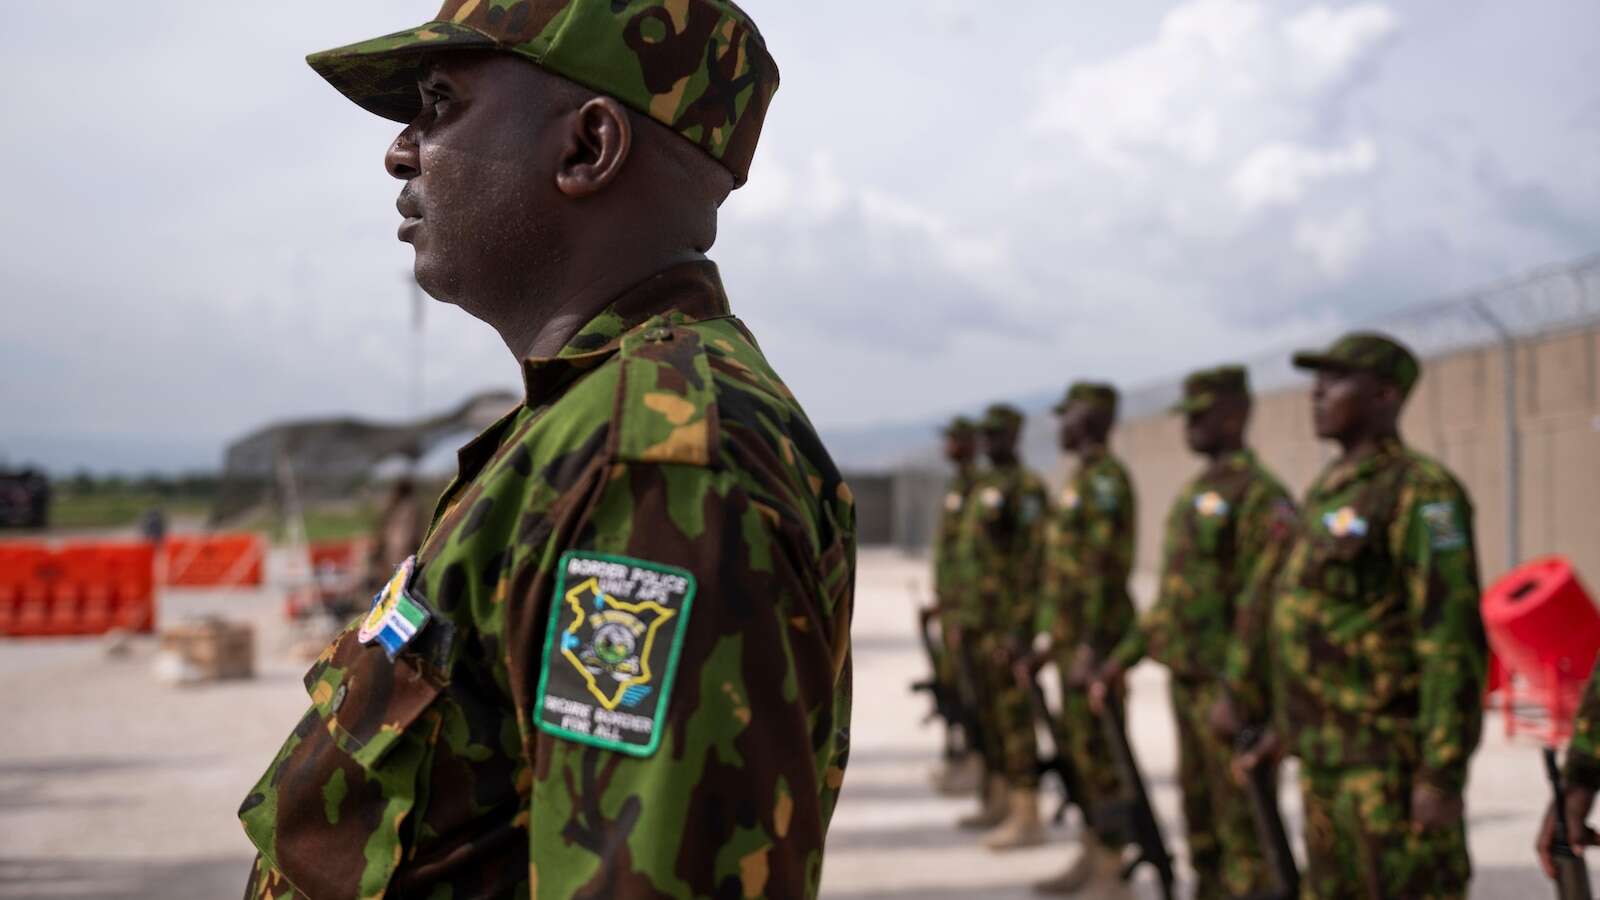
[
  {"xmin": 0, "ymin": 541, "xmax": 155, "ymax": 637},
  {"xmin": 162, "ymin": 533, "xmax": 265, "ymax": 588}
]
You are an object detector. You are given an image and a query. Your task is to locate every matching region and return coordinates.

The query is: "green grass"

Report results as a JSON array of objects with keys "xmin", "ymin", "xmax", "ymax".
[{"xmin": 48, "ymin": 492, "xmax": 211, "ymax": 530}]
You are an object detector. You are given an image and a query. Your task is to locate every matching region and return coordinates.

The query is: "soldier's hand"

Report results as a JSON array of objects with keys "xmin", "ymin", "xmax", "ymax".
[
  {"xmin": 1012, "ymin": 651, "xmax": 1044, "ymax": 686},
  {"xmin": 1087, "ymin": 661, "xmax": 1125, "ymax": 715},
  {"xmin": 1208, "ymin": 696, "xmax": 1243, "ymax": 741},
  {"xmin": 1231, "ymin": 728, "xmax": 1282, "ymax": 786},
  {"xmin": 1537, "ymin": 786, "xmax": 1598, "ymax": 879},
  {"xmin": 1065, "ymin": 645, "xmax": 1097, "ymax": 688},
  {"xmin": 1408, "ymin": 783, "xmax": 1463, "ymax": 834}
]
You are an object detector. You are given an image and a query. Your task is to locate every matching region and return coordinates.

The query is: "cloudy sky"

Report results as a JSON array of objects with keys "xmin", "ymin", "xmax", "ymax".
[{"xmin": 3, "ymin": 0, "xmax": 1597, "ymax": 472}]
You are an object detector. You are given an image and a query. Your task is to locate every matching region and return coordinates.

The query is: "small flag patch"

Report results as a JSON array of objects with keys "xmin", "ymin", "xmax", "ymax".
[{"xmin": 357, "ymin": 556, "xmax": 432, "ymax": 660}]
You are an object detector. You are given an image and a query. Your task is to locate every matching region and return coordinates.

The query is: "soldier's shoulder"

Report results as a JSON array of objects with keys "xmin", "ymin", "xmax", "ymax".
[
  {"xmin": 1017, "ymin": 467, "xmax": 1049, "ymax": 494},
  {"xmin": 1396, "ymin": 449, "xmax": 1471, "ymax": 503},
  {"xmin": 627, "ymin": 314, "xmax": 852, "ymax": 545},
  {"xmin": 1244, "ymin": 457, "xmax": 1293, "ymax": 502}
]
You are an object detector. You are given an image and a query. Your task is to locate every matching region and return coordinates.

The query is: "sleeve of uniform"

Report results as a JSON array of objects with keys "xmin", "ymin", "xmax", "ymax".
[
  {"xmin": 1082, "ymin": 469, "xmax": 1137, "ymax": 659},
  {"xmin": 520, "ymin": 459, "xmax": 851, "ymax": 899},
  {"xmin": 1566, "ymin": 668, "xmax": 1600, "ymax": 790},
  {"xmin": 1111, "ymin": 494, "xmax": 1181, "ymax": 670},
  {"xmin": 1395, "ymin": 477, "xmax": 1487, "ymax": 795},
  {"xmin": 1221, "ymin": 482, "xmax": 1296, "ymax": 726},
  {"xmin": 1005, "ymin": 483, "xmax": 1049, "ymax": 638}
]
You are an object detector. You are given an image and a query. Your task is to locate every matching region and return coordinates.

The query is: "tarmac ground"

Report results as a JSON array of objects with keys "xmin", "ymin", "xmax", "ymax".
[{"xmin": 0, "ymin": 548, "xmax": 1575, "ymax": 899}]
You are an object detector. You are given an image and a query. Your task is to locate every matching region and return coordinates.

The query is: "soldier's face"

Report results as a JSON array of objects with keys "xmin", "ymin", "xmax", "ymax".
[
  {"xmin": 1312, "ymin": 369, "xmax": 1378, "ymax": 440},
  {"xmin": 944, "ymin": 434, "xmax": 976, "ymax": 464},
  {"xmin": 1184, "ymin": 405, "xmax": 1223, "ymax": 453},
  {"xmin": 1185, "ymin": 400, "xmax": 1245, "ymax": 454},
  {"xmin": 1057, "ymin": 404, "xmax": 1088, "ymax": 450},
  {"xmin": 385, "ymin": 53, "xmax": 572, "ymax": 315},
  {"xmin": 982, "ymin": 428, "xmax": 1018, "ymax": 463}
]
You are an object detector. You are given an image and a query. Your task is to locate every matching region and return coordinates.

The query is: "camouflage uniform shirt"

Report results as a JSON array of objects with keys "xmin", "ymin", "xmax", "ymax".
[
  {"xmin": 951, "ymin": 463, "xmax": 1048, "ymax": 641},
  {"xmin": 1565, "ymin": 669, "xmax": 1600, "ymax": 790},
  {"xmin": 932, "ymin": 467, "xmax": 978, "ymax": 610},
  {"xmin": 1112, "ymin": 450, "xmax": 1294, "ymax": 690},
  {"xmin": 239, "ymin": 262, "xmax": 856, "ymax": 899},
  {"xmin": 1044, "ymin": 449, "xmax": 1136, "ymax": 658},
  {"xmin": 1268, "ymin": 438, "xmax": 1486, "ymax": 793}
]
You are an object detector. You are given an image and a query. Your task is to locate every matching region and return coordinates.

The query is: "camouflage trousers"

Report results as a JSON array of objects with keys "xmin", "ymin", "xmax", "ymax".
[
  {"xmin": 1051, "ymin": 666, "xmax": 1123, "ymax": 835},
  {"xmin": 1299, "ymin": 763, "xmax": 1470, "ymax": 899},
  {"xmin": 975, "ymin": 636, "xmax": 1038, "ymax": 787},
  {"xmin": 1170, "ymin": 678, "xmax": 1270, "ymax": 900}
]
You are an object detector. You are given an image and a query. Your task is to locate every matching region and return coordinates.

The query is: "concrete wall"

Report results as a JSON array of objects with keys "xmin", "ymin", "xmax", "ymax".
[{"xmin": 1112, "ymin": 323, "xmax": 1600, "ymax": 584}]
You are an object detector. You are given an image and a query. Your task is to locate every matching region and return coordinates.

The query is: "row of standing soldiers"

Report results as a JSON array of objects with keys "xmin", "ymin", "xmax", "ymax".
[{"xmin": 921, "ymin": 332, "xmax": 1491, "ymax": 898}]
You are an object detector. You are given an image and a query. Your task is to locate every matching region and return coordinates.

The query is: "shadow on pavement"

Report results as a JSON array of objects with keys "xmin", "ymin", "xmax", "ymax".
[{"xmin": 0, "ymin": 857, "xmax": 252, "ymax": 900}]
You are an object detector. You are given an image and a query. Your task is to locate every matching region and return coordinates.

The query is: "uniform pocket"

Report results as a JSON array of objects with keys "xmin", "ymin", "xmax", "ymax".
[
  {"xmin": 303, "ymin": 626, "xmax": 445, "ymax": 769},
  {"xmin": 239, "ymin": 627, "xmax": 445, "ymax": 898}
]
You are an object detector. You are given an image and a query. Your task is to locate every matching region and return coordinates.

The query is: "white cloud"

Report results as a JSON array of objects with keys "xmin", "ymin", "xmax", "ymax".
[
  {"xmin": 1031, "ymin": 0, "xmax": 1397, "ymax": 173},
  {"xmin": 1230, "ymin": 138, "xmax": 1379, "ymax": 211},
  {"xmin": 1284, "ymin": 4, "xmax": 1401, "ymax": 92},
  {"xmin": 1294, "ymin": 208, "xmax": 1373, "ymax": 275}
]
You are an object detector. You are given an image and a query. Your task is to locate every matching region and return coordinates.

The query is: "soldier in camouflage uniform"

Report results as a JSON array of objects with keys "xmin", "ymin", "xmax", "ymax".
[
  {"xmin": 1539, "ymin": 656, "xmax": 1600, "ymax": 879},
  {"xmin": 922, "ymin": 416, "xmax": 983, "ymax": 795},
  {"xmin": 239, "ymin": 4, "xmax": 858, "ymax": 898},
  {"xmin": 1021, "ymin": 382, "xmax": 1139, "ymax": 894},
  {"xmin": 1094, "ymin": 367, "xmax": 1295, "ymax": 899},
  {"xmin": 1236, "ymin": 333, "xmax": 1487, "ymax": 899},
  {"xmin": 949, "ymin": 404, "xmax": 1051, "ymax": 849}
]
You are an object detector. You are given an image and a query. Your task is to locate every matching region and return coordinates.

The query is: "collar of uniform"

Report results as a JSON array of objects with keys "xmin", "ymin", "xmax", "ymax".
[
  {"xmin": 1319, "ymin": 436, "xmax": 1404, "ymax": 495},
  {"xmin": 1202, "ymin": 447, "xmax": 1254, "ymax": 479},
  {"xmin": 519, "ymin": 260, "xmax": 732, "ymax": 408}
]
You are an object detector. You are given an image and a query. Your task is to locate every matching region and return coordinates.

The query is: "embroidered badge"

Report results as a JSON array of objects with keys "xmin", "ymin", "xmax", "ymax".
[
  {"xmin": 1020, "ymin": 494, "xmax": 1043, "ymax": 524},
  {"xmin": 535, "ymin": 551, "xmax": 696, "ymax": 757},
  {"xmin": 1420, "ymin": 502, "xmax": 1467, "ymax": 551},
  {"xmin": 1194, "ymin": 491, "xmax": 1230, "ymax": 518},
  {"xmin": 944, "ymin": 491, "xmax": 963, "ymax": 513},
  {"xmin": 1323, "ymin": 506, "xmax": 1369, "ymax": 539},
  {"xmin": 1060, "ymin": 487, "xmax": 1081, "ymax": 511},
  {"xmin": 1093, "ymin": 476, "xmax": 1119, "ymax": 508},
  {"xmin": 357, "ymin": 555, "xmax": 431, "ymax": 660}
]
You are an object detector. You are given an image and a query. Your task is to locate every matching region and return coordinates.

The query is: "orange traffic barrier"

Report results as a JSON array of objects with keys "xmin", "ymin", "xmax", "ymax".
[
  {"xmin": 161, "ymin": 533, "xmax": 265, "ymax": 588},
  {"xmin": 0, "ymin": 541, "xmax": 156, "ymax": 637}
]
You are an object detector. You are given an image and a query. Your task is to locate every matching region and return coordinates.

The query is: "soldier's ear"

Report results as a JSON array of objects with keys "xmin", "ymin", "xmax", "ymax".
[{"xmin": 555, "ymin": 96, "xmax": 633, "ymax": 199}]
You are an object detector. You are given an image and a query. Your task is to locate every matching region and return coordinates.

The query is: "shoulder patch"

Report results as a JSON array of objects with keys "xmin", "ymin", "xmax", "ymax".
[
  {"xmin": 1019, "ymin": 493, "xmax": 1044, "ymax": 524},
  {"xmin": 535, "ymin": 551, "xmax": 697, "ymax": 757},
  {"xmin": 616, "ymin": 320, "xmax": 719, "ymax": 467},
  {"xmin": 1419, "ymin": 501, "xmax": 1467, "ymax": 552},
  {"xmin": 1093, "ymin": 475, "xmax": 1119, "ymax": 508}
]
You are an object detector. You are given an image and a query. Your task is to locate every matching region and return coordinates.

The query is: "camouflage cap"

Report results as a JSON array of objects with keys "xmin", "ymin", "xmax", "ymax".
[
  {"xmin": 307, "ymin": 0, "xmax": 778, "ymax": 185},
  {"xmin": 981, "ymin": 404, "xmax": 1025, "ymax": 432},
  {"xmin": 941, "ymin": 416, "xmax": 978, "ymax": 439},
  {"xmin": 1291, "ymin": 331, "xmax": 1421, "ymax": 396},
  {"xmin": 1169, "ymin": 365, "xmax": 1250, "ymax": 415},
  {"xmin": 1052, "ymin": 382, "xmax": 1119, "ymax": 416}
]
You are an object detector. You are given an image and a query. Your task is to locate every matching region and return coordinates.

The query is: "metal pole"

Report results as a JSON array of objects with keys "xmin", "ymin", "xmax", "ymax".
[{"xmin": 1472, "ymin": 298, "xmax": 1521, "ymax": 569}]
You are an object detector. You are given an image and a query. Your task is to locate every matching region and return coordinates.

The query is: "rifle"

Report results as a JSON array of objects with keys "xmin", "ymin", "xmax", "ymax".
[
  {"xmin": 1545, "ymin": 746, "xmax": 1594, "ymax": 900},
  {"xmin": 1234, "ymin": 726, "xmax": 1299, "ymax": 900},
  {"xmin": 1096, "ymin": 689, "xmax": 1176, "ymax": 900},
  {"xmin": 910, "ymin": 606, "xmax": 959, "ymax": 727},
  {"xmin": 1019, "ymin": 670, "xmax": 1089, "ymax": 825}
]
